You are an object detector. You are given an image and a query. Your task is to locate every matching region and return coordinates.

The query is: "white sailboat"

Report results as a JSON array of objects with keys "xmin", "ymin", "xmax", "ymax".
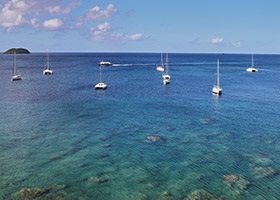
[
  {"xmin": 212, "ymin": 59, "xmax": 222, "ymax": 95},
  {"xmin": 43, "ymin": 50, "xmax": 53, "ymax": 75},
  {"xmin": 162, "ymin": 53, "xmax": 170, "ymax": 85},
  {"xmin": 156, "ymin": 53, "xmax": 164, "ymax": 72},
  {"xmin": 11, "ymin": 52, "xmax": 21, "ymax": 81},
  {"xmin": 95, "ymin": 65, "xmax": 107, "ymax": 90},
  {"xmin": 246, "ymin": 54, "xmax": 258, "ymax": 72}
]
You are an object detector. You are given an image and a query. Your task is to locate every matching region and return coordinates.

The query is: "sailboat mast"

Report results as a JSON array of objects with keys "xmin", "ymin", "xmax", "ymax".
[
  {"xmin": 217, "ymin": 59, "xmax": 220, "ymax": 87},
  {"xmin": 46, "ymin": 50, "xmax": 50, "ymax": 69},
  {"xmin": 99, "ymin": 65, "xmax": 102, "ymax": 82},
  {"xmin": 166, "ymin": 53, "xmax": 168, "ymax": 74},
  {"xmin": 13, "ymin": 51, "xmax": 16, "ymax": 75},
  {"xmin": 251, "ymin": 54, "xmax": 254, "ymax": 67},
  {"xmin": 160, "ymin": 52, "xmax": 163, "ymax": 67}
]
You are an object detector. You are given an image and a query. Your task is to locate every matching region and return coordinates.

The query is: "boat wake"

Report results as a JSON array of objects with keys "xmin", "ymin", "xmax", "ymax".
[
  {"xmin": 112, "ymin": 64, "xmax": 134, "ymax": 67},
  {"xmin": 112, "ymin": 63, "xmax": 153, "ymax": 67},
  {"xmin": 111, "ymin": 62, "xmax": 211, "ymax": 67}
]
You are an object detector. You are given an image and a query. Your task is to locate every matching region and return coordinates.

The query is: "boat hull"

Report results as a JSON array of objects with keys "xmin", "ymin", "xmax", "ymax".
[
  {"xmin": 162, "ymin": 74, "xmax": 171, "ymax": 79},
  {"xmin": 99, "ymin": 61, "xmax": 112, "ymax": 66},
  {"xmin": 162, "ymin": 74, "xmax": 171, "ymax": 85},
  {"xmin": 246, "ymin": 67, "xmax": 258, "ymax": 72},
  {"xmin": 43, "ymin": 69, "xmax": 53, "ymax": 75},
  {"xmin": 95, "ymin": 82, "xmax": 107, "ymax": 90},
  {"xmin": 212, "ymin": 87, "xmax": 222, "ymax": 95},
  {"xmin": 156, "ymin": 66, "xmax": 164, "ymax": 72},
  {"xmin": 163, "ymin": 79, "xmax": 170, "ymax": 85},
  {"xmin": 11, "ymin": 74, "xmax": 21, "ymax": 81}
]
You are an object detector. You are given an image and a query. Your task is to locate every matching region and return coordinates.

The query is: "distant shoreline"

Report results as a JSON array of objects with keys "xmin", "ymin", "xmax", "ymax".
[{"xmin": 1, "ymin": 50, "xmax": 279, "ymax": 56}]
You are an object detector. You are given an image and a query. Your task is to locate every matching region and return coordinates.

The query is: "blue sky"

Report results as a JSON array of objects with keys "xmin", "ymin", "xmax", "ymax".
[{"xmin": 1, "ymin": 0, "xmax": 280, "ymax": 53}]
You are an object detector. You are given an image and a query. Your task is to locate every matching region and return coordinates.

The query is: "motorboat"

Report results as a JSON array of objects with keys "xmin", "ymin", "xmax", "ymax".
[{"xmin": 98, "ymin": 61, "xmax": 112, "ymax": 66}]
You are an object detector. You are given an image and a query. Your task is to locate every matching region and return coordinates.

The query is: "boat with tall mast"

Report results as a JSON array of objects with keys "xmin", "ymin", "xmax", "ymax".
[
  {"xmin": 43, "ymin": 50, "xmax": 53, "ymax": 75},
  {"xmin": 11, "ymin": 51, "xmax": 21, "ymax": 81},
  {"xmin": 162, "ymin": 53, "xmax": 170, "ymax": 85},
  {"xmin": 95, "ymin": 65, "xmax": 107, "ymax": 90},
  {"xmin": 246, "ymin": 54, "xmax": 258, "ymax": 72},
  {"xmin": 212, "ymin": 59, "xmax": 222, "ymax": 95}
]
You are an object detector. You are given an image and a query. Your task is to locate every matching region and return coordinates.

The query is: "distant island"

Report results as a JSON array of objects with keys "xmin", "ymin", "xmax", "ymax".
[{"xmin": 3, "ymin": 48, "xmax": 31, "ymax": 54}]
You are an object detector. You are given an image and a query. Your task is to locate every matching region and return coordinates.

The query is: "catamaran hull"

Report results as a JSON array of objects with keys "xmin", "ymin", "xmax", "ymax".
[
  {"xmin": 246, "ymin": 67, "xmax": 258, "ymax": 72},
  {"xmin": 43, "ymin": 69, "xmax": 53, "ymax": 75},
  {"xmin": 212, "ymin": 87, "xmax": 222, "ymax": 95},
  {"xmin": 163, "ymin": 79, "xmax": 170, "ymax": 85},
  {"xmin": 11, "ymin": 75, "xmax": 21, "ymax": 81}
]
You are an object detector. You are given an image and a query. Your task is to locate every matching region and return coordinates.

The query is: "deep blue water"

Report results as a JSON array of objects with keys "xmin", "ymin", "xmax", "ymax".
[{"xmin": 0, "ymin": 53, "xmax": 280, "ymax": 199}]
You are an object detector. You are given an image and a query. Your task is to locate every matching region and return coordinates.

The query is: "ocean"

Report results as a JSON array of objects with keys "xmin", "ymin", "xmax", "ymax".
[{"xmin": 0, "ymin": 53, "xmax": 280, "ymax": 199}]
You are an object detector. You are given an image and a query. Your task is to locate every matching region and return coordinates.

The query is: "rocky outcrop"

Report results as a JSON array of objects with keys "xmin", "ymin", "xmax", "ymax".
[
  {"xmin": 186, "ymin": 189, "xmax": 223, "ymax": 200},
  {"xmin": 146, "ymin": 135, "xmax": 164, "ymax": 142}
]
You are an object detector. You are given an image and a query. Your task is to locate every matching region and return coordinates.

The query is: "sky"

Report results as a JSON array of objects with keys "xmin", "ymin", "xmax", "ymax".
[{"xmin": 1, "ymin": 0, "xmax": 280, "ymax": 53}]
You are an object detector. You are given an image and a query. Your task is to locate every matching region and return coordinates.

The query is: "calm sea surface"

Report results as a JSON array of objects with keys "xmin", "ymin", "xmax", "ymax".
[{"xmin": 0, "ymin": 53, "xmax": 280, "ymax": 199}]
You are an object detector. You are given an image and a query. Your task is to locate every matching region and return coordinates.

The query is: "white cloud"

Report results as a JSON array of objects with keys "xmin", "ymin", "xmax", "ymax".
[
  {"xmin": 0, "ymin": 0, "xmax": 28, "ymax": 31},
  {"xmin": 0, "ymin": 1, "xmax": 145, "ymax": 43},
  {"xmin": 0, "ymin": 0, "xmax": 76, "ymax": 31},
  {"xmin": 43, "ymin": 18, "xmax": 63, "ymax": 30},
  {"xmin": 48, "ymin": 5, "xmax": 71, "ymax": 15},
  {"xmin": 89, "ymin": 22, "xmax": 144, "ymax": 42},
  {"xmin": 231, "ymin": 41, "xmax": 241, "ymax": 47},
  {"xmin": 211, "ymin": 37, "xmax": 224, "ymax": 44},
  {"xmin": 84, "ymin": 4, "xmax": 117, "ymax": 21},
  {"xmin": 111, "ymin": 33, "xmax": 144, "ymax": 41},
  {"xmin": 11, "ymin": 0, "xmax": 29, "ymax": 11},
  {"xmin": 129, "ymin": 34, "xmax": 144, "ymax": 41},
  {"xmin": 89, "ymin": 22, "xmax": 111, "ymax": 41},
  {"xmin": 30, "ymin": 18, "xmax": 40, "ymax": 28}
]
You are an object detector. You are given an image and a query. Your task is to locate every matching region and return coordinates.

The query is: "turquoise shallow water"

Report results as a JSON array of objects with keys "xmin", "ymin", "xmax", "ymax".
[{"xmin": 0, "ymin": 53, "xmax": 280, "ymax": 199}]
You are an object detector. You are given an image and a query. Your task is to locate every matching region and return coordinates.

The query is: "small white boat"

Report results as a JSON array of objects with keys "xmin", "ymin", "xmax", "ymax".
[
  {"xmin": 162, "ymin": 53, "xmax": 170, "ymax": 84},
  {"xmin": 246, "ymin": 54, "xmax": 258, "ymax": 72},
  {"xmin": 212, "ymin": 59, "xmax": 222, "ymax": 95},
  {"xmin": 43, "ymin": 69, "xmax": 53, "ymax": 75},
  {"xmin": 11, "ymin": 52, "xmax": 21, "ymax": 81},
  {"xmin": 157, "ymin": 65, "xmax": 164, "ymax": 72},
  {"xmin": 11, "ymin": 74, "xmax": 21, "ymax": 81},
  {"xmin": 43, "ymin": 50, "xmax": 53, "ymax": 75},
  {"xmin": 246, "ymin": 67, "xmax": 258, "ymax": 72},
  {"xmin": 95, "ymin": 65, "xmax": 107, "ymax": 90},
  {"xmin": 162, "ymin": 74, "xmax": 170, "ymax": 85},
  {"xmin": 95, "ymin": 82, "xmax": 107, "ymax": 89},
  {"xmin": 98, "ymin": 61, "xmax": 112, "ymax": 66},
  {"xmin": 163, "ymin": 77, "xmax": 170, "ymax": 85},
  {"xmin": 156, "ymin": 53, "xmax": 165, "ymax": 72}
]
